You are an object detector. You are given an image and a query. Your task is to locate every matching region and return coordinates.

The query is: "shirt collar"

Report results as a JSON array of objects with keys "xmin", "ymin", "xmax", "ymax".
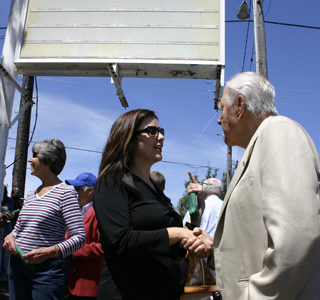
[{"xmin": 81, "ymin": 201, "xmax": 92, "ymax": 217}]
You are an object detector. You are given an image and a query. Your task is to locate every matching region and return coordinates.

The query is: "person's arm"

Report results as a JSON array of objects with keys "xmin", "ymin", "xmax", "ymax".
[
  {"xmin": 22, "ymin": 189, "xmax": 86, "ymax": 263},
  {"xmin": 240, "ymin": 118, "xmax": 320, "ymax": 299},
  {"xmin": 186, "ymin": 171, "xmax": 205, "ymax": 227},
  {"xmin": 22, "ymin": 244, "xmax": 61, "ymax": 263},
  {"xmin": 58, "ymin": 189, "xmax": 86, "ymax": 257},
  {"xmin": 181, "ymin": 227, "xmax": 214, "ymax": 258},
  {"xmin": 167, "ymin": 227, "xmax": 198, "ymax": 246},
  {"xmin": 93, "ymin": 175, "xmax": 192, "ymax": 258}
]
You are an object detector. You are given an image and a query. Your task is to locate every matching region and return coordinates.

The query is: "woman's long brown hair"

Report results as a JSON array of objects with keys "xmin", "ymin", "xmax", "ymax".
[{"xmin": 97, "ymin": 109, "xmax": 158, "ymax": 194}]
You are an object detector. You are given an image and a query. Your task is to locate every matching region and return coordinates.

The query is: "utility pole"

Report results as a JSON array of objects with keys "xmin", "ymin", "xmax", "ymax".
[
  {"xmin": 12, "ymin": 75, "xmax": 34, "ymax": 197},
  {"xmin": 226, "ymin": 0, "xmax": 268, "ymax": 188},
  {"xmin": 253, "ymin": 0, "xmax": 268, "ymax": 78}
]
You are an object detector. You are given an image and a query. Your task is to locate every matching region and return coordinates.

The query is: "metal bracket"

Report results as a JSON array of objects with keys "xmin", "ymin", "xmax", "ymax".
[
  {"xmin": 214, "ymin": 65, "xmax": 223, "ymax": 110},
  {"xmin": 9, "ymin": 100, "xmax": 32, "ymax": 128},
  {"xmin": 0, "ymin": 64, "xmax": 34, "ymax": 127},
  {"xmin": 107, "ymin": 63, "xmax": 129, "ymax": 108}
]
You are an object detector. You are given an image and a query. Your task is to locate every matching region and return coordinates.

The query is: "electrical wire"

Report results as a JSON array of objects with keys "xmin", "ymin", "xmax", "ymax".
[
  {"xmin": 6, "ymin": 137, "xmax": 226, "ymax": 172},
  {"xmin": 263, "ymin": 0, "xmax": 272, "ymax": 18},
  {"xmin": 192, "ymin": 111, "xmax": 219, "ymax": 144},
  {"xmin": 226, "ymin": 19, "xmax": 320, "ymax": 30}
]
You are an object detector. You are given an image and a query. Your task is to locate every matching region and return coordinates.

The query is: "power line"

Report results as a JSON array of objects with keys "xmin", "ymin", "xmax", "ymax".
[
  {"xmin": 34, "ymin": 68, "xmax": 320, "ymax": 95},
  {"xmin": 7, "ymin": 137, "xmax": 226, "ymax": 171},
  {"xmin": 263, "ymin": 0, "xmax": 272, "ymax": 18},
  {"xmin": 226, "ymin": 19, "xmax": 320, "ymax": 30},
  {"xmin": 276, "ymin": 87, "xmax": 320, "ymax": 94}
]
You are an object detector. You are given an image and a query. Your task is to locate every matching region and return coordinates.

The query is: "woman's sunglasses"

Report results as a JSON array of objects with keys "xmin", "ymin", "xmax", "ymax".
[{"xmin": 136, "ymin": 126, "xmax": 165, "ymax": 137}]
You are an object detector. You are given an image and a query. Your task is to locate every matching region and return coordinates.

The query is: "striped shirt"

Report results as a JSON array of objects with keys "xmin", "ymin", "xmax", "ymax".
[{"xmin": 12, "ymin": 183, "xmax": 86, "ymax": 257}]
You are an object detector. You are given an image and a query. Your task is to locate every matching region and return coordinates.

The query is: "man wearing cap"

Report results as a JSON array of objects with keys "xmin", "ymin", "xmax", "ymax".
[{"xmin": 66, "ymin": 172, "xmax": 104, "ymax": 300}]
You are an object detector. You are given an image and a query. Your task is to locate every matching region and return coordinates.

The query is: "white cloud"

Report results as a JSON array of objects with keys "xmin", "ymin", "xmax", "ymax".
[{"xmin": 5, "ymin": 91, "xmax": 117, "ymax": 195}]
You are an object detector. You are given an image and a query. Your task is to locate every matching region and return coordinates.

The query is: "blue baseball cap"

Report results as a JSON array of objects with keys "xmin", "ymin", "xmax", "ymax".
[{"xmin": 66, "ymin": 172, "xmax": 97, "ymax": 187}]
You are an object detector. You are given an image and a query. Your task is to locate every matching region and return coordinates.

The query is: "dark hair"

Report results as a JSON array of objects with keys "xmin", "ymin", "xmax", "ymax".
[
  {"xmin": 150, "ymin": 171, "xmax": 166, "ymax": 191},
  {"xmin": 97, "ymin": 109, "xmax": 158, "ymax": 194},
  {"xmin": 32, "ymin": 139, "xmax": 66, "ymax": 175}
]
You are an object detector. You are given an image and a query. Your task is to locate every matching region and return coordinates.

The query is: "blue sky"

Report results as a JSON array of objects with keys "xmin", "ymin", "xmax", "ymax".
[{"xmin": 1, "ymin": 0, "xmax": 320, "ymax": 207}]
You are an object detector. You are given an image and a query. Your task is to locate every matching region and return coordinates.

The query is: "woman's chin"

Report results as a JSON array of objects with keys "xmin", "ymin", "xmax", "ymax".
[{"xmin": 154, "ymin": 154, "xmax": 162, "ymax": 162}]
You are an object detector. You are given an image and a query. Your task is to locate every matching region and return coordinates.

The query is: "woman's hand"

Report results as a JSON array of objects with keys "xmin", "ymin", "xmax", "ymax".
[
  {"xmin": 3, "ymin": 233, "xmax": 17, "ymax": 255},
  {"xmin": 167, "ymin": 227, "xmax": 195, "ymax": 246},
  {"xmin": 181, "ymin": 227, "xmax": 213, "ymax": 258},
  {"xmin": 22, "ymin": 245, "xmax": 59, "ymax": 264}
]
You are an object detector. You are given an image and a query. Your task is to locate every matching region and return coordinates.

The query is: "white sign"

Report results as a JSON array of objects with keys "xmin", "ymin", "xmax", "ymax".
[{"xmin": 14, "ymin": 0, "xmax": 225, "ymax": 79}]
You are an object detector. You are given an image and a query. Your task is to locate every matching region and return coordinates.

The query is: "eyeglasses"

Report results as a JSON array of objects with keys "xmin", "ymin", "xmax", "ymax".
[
  {"xmin": 32, "ymin": 152, "xmax": 38, "ymax": 158},
  {"xmin": 136, "ymin": 126, "xmax": 165, "ymax": 137}
]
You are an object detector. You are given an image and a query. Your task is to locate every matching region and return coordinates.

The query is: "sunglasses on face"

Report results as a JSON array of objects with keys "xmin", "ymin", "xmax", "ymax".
[
  {"xmin": 136, "ymin": 126, "xmax": 165, "ymax": 137},
  {"xmin": 32, "ymin": 152, "xmax": 38, "ymax": 158}
]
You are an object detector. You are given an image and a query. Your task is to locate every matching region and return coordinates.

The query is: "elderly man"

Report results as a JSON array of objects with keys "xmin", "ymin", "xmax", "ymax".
[
  {"xmin": 185, "ymin": 72, "xmax": 320, "ymax": 300},
  {"xmin": 66, "ymin": 172, "xmax": 104, "ymax": 300},
  {"xmin": 184, "ymin": 177, "xmax": 222, "ymax": 238}
]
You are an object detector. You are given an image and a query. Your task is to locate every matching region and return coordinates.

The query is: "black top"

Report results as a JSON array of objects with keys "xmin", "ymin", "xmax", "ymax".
[{"xmin": 93, "ymin": 173, "xmax": 185, "ymax": 300}]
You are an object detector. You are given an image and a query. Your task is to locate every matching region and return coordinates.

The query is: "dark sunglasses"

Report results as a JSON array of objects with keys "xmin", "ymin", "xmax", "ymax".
[
  {"xmin": 32, "ymin": 152, "xmax": 38, "ymax": 158},
  {"xmin": 136, "ymin": 126, "xmax": 165, "ymax": 137}
]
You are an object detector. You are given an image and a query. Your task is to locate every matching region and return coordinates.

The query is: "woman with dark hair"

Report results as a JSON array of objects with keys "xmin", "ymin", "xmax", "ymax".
[
  {"xmin": 93, "ymin": 109, "xmax": 203, "ymax": 300},
  {"xmin": 4, "ymin": 139, "xmax": 86, "ymax": 300}
]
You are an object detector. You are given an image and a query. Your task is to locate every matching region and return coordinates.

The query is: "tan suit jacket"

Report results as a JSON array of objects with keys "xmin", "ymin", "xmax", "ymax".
[{"xmin": 214, "ymin": 116, "xmax": 320, "ymax": 300}]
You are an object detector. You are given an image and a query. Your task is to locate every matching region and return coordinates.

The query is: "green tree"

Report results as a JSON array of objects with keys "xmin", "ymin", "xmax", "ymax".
[{"xmin": 177, "ymin": 192, "xmax": 188, "ymax": 218}]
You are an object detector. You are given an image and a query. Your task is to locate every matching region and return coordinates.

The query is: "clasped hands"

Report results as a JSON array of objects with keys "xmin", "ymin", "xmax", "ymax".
[
  {"xmin": 181, "ymin": 171, "xmax": 213, "ymax": 257},
  {"xmin": 181, "ymin": 227, "xmax": 213, "ymax": 258}
]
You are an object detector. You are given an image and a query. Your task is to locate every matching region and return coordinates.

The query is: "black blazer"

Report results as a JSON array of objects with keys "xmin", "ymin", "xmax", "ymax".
[{"xmin": 93, "ymin": 173, "xmax": 185, "ymax": 300}]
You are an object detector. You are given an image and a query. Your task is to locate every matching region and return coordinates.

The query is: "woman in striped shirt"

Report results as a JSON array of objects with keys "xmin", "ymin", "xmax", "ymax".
[{"xmin": 4, "ymin": 139, "xmax": 86, "ymax": 300}]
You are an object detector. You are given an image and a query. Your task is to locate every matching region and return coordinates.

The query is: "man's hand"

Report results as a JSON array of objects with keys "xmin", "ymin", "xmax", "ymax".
[
  {"xmin": 187, "ymin": 171, "xmax": 204, "ymax": 196},
  {"xmin": 181, "ymin": 227, "xmax": 213, "ymax": 258}
]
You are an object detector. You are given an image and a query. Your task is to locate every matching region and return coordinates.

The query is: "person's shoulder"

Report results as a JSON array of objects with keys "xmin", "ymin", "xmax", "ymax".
[
  {"xmin": 96, "ymin": 172, "xmax": 122, "ymax": 190},
  {"xmin": 57, "ymin": 182, "xmax": 75, "ymax": 191},
  {"xmin": 262, "ymin": 115, "xmax": 312, "ymax": 139},
  {"xmin": 55, "ymin": 182, "xmax": 77, "ymax": 198},
  {"xmin": 263, "ymin": 115, "xmax": 301, "ymax": 129},
  {"xmin": 26, "ymin": 189, "xmax": 36, "ymax": 199},
  {"xmin": 205, "ymin": 195, "xmax": 223, "ymax": 209}
]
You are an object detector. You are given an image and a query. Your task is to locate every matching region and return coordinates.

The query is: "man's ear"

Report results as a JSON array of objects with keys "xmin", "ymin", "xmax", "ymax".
[
  {"xmin": 236, "ymin": 94, "xmax": 247, "ymax": 119},
  {"xmin": 88, "ymin": 187, "xmax": 94, "ymax": 198}
]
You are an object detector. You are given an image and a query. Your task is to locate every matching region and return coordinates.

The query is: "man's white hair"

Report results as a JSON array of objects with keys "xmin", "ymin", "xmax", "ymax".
[
  {"xmin": 224, "ymin": 72, "xmax": 278, "ymax": 117},
  {"xmin": 203, "ymin": 178, "xmax": 222, "ymax": 196}
]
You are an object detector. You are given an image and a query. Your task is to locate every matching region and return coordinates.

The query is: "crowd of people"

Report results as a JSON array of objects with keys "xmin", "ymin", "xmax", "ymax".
[{"xmin": 0, "ymin": 71, "xmax": 319, "ymax": 300}]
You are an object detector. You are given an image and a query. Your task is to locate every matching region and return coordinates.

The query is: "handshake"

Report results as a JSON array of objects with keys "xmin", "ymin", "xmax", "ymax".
[{"xmin": 181, "ymin": 227, "xmax": 214, "ymax": 258}]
